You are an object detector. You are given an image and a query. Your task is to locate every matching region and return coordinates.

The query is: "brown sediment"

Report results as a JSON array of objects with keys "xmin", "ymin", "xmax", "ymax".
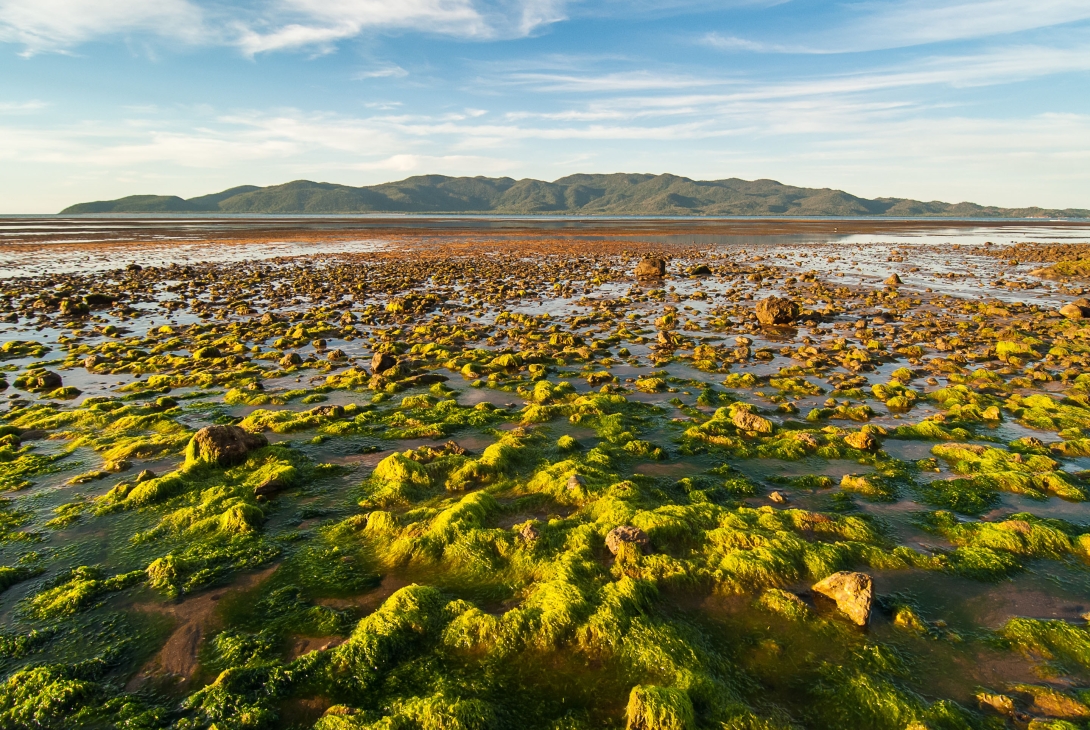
[{"xmin": 125, "ymin": 564, "xmax": 279, "ymax": 690}]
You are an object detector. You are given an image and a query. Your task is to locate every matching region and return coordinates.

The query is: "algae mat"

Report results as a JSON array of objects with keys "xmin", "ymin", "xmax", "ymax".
[{"xmin": 3, "ymin": 222, "xmax": 1090, "ymax": 728}]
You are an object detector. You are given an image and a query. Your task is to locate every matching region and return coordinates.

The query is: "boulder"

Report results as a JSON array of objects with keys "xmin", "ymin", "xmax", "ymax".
[
  {"xmin": 605, "ymin": 525, "xmax": 650, "ymax": 555},
  {"xmin": 15, "ymin": 369, "xmax": 62, "ymax": 392},
  {"xmin": 1060, "ymin": 301, "xmax": 1090, "ymax": 320},
  {"xmin": 755, "ymin": 296, "xmax": 800, "ymax": 325},
  {"xmin": 732, "ymin": 408, "xmax": 774, "ymax": 434},
  {"xmin": 885, "ymin": 273, "xmax": 903, "ymax": 287},
  {"xmin": 634, "ymin": 258, "xmax": 666, "ymax": 278},
  {"xmin": 688, "ymin": 264, "xmax": 712, "ymax": 276},
  {"xmin": 811, "ymin": 571, "xmax": 873, "ymax": 626},
  {"xmin": 280, "ymin": 352, "xmax": 303, "ymax": 367},
  {"xmin": 371, "ymin": 351, "xmax": 397, "ymax": 375},
  {"xmin": 185, "ymin": 425, "xmax": 268, "ymax": 467}
]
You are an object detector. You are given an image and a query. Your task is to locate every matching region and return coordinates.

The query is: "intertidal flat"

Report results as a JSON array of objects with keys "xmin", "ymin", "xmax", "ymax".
[{"xmin": 3, "ymin": 218, "xmax": 1090, "ymax": 729}]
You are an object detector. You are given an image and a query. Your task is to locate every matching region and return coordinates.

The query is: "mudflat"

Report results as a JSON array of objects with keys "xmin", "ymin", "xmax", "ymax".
[{"xmin": 3, "ymin": 217, "xmax": 1090, "ymax": 729}]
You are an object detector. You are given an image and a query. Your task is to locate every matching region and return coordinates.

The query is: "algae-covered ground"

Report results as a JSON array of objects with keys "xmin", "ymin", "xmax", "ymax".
[{"xmin": 4, "ymin": 223, "xmax": 1090, "ymax": 729}]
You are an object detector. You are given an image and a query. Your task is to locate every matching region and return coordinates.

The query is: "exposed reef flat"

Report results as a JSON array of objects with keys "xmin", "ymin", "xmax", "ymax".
[{"xmin": 3, "ymin": 219, "xmax": 1090, "ymax": 729}]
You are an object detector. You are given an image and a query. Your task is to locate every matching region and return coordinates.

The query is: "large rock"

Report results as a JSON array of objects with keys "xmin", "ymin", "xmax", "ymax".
[
  {"xmin": 844, "ymin": 430, "xmax": 877, "ymax": 451},
  {"xmin": 812, "ymin": 571, "xmax": 873, "ymax": 626},
  {"xmin": 755, "ymin": 296, "xmax": 800, "ymax": 325},
  {"xmin": 371, "ymin": 351, "xmax": 397, "ymax": 375},
  {"xmin": 634, "ymin": 259, "xmax": 666, "ymax": 278},
  {"xmin": 185, "ymin": 425, "xmax": 268, "ymax": 467},
  {"xmin": 605, "ymin": 525, "xmax": 649, "ymax": 555},
  {"xmin": 1060, "ymin": 299, "xmax": 1090, "ymax": 320},
  {"xmin": 732, "ymin": 408, "xmax": 774, "ymax": 434}
]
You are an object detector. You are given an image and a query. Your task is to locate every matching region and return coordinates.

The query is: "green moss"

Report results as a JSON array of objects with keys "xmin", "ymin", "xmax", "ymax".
[
  {"xmin": 25, "ymin": 566, "xmax": 145, "ymax": 619},
  {"xmin": 1001, "ymin": 617, "xmax": 1090, "ymax": 671},
  {"xmin": 625, "ymin": 685, "xmax": 694, "ymax": 730}
]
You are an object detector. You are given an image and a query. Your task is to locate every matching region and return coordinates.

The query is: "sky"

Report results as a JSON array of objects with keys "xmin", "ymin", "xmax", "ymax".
[{"xmin": 0, "ymin": 0, "xmax": 1088, "ymax": 213}]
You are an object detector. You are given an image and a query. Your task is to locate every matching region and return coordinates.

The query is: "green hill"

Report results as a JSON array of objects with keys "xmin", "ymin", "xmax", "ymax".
[{"xmin": 60, "ymin": 174, "xmax": 1089, "ymax": 217}]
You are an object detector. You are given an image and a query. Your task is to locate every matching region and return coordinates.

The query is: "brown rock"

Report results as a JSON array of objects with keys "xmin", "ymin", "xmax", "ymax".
[
  {"xmin": 566, "ymin": 474, "xmax": 587, "ymax": 491},
  {"xmin": 186, "ymin": 425, "xmax": 268, "ymax": 467},
  {"xmin": 769, "ymin": 490, "xmax": 788, "ymax": 504},
  {"xmin": 1060, "ymin": 302, "xmax": 1090, "ymax": 320},
  {"xmin": 605, "ymin": 525, "xmax": 650, "ymax": 555},
  {"xmin": 634, "ymin": 258, "xmax": 666, "ymax": 278},
  {"xmin": 812, "ymin": 571, "xmax": 873, "ymax": 626},
  {"xmin": 254, "ymin": 476, "xmax": 288, "ymax": 499},
  {"xmin": 755, "ymin": 296, "xmax": 800, "ymax": 325},
  {"xmin": 732, "ymin": 408, "xmax": 774, "ymax": 434},
  {"xmin": 280, "ymin": 352, "xmax": 302, "ymax": 367},
  {"xmin": 885, "ymin": 273, "xmax": 903, "ymax": 286},
  {"xmin": 371, "ymin": 351, "xmax": 397, "ymax": 375},
  {"xmin": 517, "ymin": 523, "xmax": 541, "ymax": 542}
]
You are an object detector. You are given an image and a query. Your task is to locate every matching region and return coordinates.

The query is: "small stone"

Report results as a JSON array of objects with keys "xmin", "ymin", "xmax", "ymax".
[
  {"xmin": 280, "ymin": 352, "xmax": 303, "ymax": 367},
  {"xmin": 885, "ymin": 273, "xmax": 903, "ymax": 286},
  {"xmin": 518, "ymin": 523, "xmax": 541, "ymax": 542},
  {"xmin": 811, "ymin": 571, "xmax": 873, "ymax": 626},
  {"xmin": 566, "ymin": 474, "xmax": 587, "ymax": 491},
  {"xmin": 605, "ymin": 525, "xmax": 649, "ymax": 555},
  {"xmin": 769, "ymin": 491, "xmax": 788, "ymax": 504},
  {"xmin": 135, "ymin": 469, "xmax": 156, "ymax": 483}
]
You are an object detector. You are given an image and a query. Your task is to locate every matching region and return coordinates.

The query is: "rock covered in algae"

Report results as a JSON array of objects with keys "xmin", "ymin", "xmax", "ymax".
[
  {"xmin": 184, "ymin": 425, "xmax": 268, "ymax": 467},
  {"xmin": 844, "ymin": 430, "xmax": 877, "ymax": 451},
  {"xmin": 811, "ymin": 570, "xmax": 873, "ymax": 626},
  {"xmin": 606, "ymin": 525, "xmax": 650, "ymax": 555},
  {"xmin": 755, "ymin": 296, "xmax": 799, "ymax": 325},
  {"xmin": 732, "ymin": 408, "xmax": 774, "ymax": 434},
  {"xmin": 634, "ymin": 258, "xmax": 667, "ymax": 278}
]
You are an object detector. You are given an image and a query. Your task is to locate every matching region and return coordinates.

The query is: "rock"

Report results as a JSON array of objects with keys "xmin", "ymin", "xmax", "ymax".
[
  {"xmin": 844, "ymin": 430, "xmax": 877, "ymax": 451},
  {"xmin": 260, "ymin": 312, "xmax": 278, "ymax": 325},
  {"xmin": 634, "ymin": 258, "xmax": 666, "ymax": 278},
  {"xmin": 84, "ymin": 354, "xmax": 103, "ymax": 370},
  {"xmin": 976, "ymin": 692, "xmax": 1015, "ymax": 716},
  {"xmin": 126, "ymin": 263, "xmax": 142, "ymax": 272},
  {"xmin": 1060, "ymin": 302, "xmax": 1090, "ymax": 320},
  {"xmin": 769, "ymin": 490, "xmax": 788, "ymax": 504},
  {"xmin": 254, "ymin": 476, "xmax": 288, "ymax": 499},
  {"xmin": 755, "ymin": 296, "xmax": 800, "ymax": 325},
  {"xmin": 732, "ymin": 408, "xmax": 774, "ymax": 434},
  {"xmin": 371, "ymin": 351, "xmax": 397, "ymax": 375},
  {"xmin": 566, "ymin": 474, "xmax": 587, "ymax": 491},
  {"xmin": 327, "ymin": 349, "xmax": 346, "ymax": 361},
  {"xmin": 280, "ymin": 352, "xmax": 303, "ymax": 367},
  {"xmin": 811, "ymin": 571, "xmax": 873, "ymax": 626},
  {"xmin": 310, "ymin": 405, "xmax": 345, "ymax": 418},
  {"xmin": 885, "ymin": 273, "xmax": 903, "ymax": 286},
  {"xmin": 135, "ymin": 469, "xmax": 156, "ymax": 483},
  {"xmin": 186, "ymin": 425, "xmax": 268, "ymax": 467},
  {"xmin": 192, "ymin": 346, "xmax": 221, "ymax": 360},
  {"xmin": 688, "ymin": 264, "xmax": 712, "ymax": 276},
  {"xmin": 312, "ymin": 339, "xmax": 327, "ymax": 349},
  {"xmin": 18, "ymin": 429, "xmax": 47, "ymax": 441},
  {"xmin": 15, "ymin": 370, "xmax": 62, "ymax": 392},
  {"xmin": 517, "ymin": 523, "xmax": 541, "ymax": 542},
  {"xmin": 605, "ymin": 525, "xmax": 650, "ymax": 555}
]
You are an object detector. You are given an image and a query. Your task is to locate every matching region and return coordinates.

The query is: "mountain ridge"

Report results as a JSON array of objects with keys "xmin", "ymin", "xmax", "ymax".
[{"xmin": 60, "ymin": 173, "xmax": 1089, "ymax": 218}]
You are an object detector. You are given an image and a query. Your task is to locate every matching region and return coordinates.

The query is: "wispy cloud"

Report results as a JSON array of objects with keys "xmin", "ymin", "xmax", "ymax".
[
  {"xmin": 353, "ymin": 64, "xmax": 409, "ymax": 80},
  {"xmin": 0, "ymin": 0, "xmax": 205, "ymax": 54}
]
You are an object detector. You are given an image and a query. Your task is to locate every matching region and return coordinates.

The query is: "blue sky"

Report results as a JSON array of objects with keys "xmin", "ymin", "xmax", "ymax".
[{"xmin": 1, "ymin": 0, "xmax": 1088, "ymax": 213}]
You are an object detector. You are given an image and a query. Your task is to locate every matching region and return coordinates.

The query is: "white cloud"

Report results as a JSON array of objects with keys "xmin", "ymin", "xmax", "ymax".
[
  {"xmin": 842, "ymin": 0, "xmax": 1090, "ymax": 50},
  {"xmin": 354, "ymin": 64, "xmax": 409, "ymax": 80},
  {"xmin": 0, "ymin": 0, "xmax": 204, "ymax": 53}
]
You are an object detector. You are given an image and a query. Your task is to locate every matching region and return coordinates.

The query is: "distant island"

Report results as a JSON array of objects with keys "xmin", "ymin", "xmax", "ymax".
[{"xmin": 61, "ymin": 173, "xmax": 1089, "ymax": 218}]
